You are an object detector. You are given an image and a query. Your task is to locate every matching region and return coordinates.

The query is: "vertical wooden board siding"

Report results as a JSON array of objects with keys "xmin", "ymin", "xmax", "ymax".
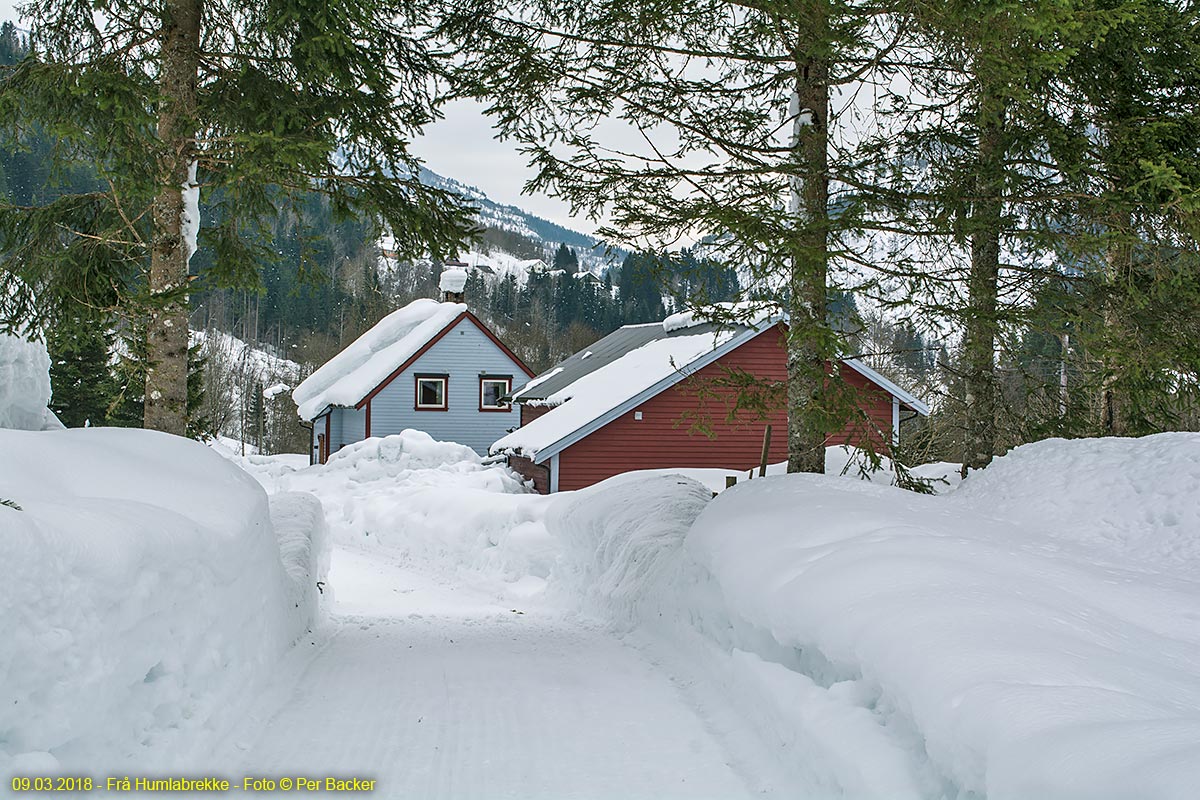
[
  {"xmin": 367, "ymin": 317, "xmax": 528, "ymax": 455},
  {"xmin": 556, "ymin": 329, "xmax": 897, "ymax": 492},
  {"xmin": 556, "ymin": 328, "xmax": 789, "ymax": 491}
]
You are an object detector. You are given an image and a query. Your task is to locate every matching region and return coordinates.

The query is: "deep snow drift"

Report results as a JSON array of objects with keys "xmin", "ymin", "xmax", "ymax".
[
  {"xmin": 230, "ymin": 430, "xmax": 556, "ymax": 596},
  {"xmin": 546, "ymin": 433, "xmax": 1200, "ymax": 800},
  {"xmin": 0, "ymin": 428, "xmax": 325, "ymax": 774},
  {"xmin": 232, "ymin": 428, "xmax": 1200, "ymax": 798}
]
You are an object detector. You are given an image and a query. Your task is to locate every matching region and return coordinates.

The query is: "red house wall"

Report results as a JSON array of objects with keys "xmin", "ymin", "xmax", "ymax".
[
  {"xmin": 521, "ymin": 404, "xmax": 551, "ymax": 427},
  {"xmin": 554, "ymin": 327, "xmax": 895, "ymax": 492}
]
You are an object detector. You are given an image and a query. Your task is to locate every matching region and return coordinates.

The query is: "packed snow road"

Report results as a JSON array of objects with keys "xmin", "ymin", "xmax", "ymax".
[{"xmin": 225, "ymin": 547, "xmax": 758, "ymax": 799}]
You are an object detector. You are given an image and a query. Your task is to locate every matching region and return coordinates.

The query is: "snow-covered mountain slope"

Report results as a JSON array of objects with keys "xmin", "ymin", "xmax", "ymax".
[{"xmin": 419, "ymin": 168, "xmax": 624, "ymax": 277}]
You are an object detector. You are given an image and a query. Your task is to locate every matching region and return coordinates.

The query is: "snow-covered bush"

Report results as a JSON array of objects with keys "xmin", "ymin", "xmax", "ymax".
[{"xmin": 0, "ymin": 428, "xmax": 294, "ymax": 772}]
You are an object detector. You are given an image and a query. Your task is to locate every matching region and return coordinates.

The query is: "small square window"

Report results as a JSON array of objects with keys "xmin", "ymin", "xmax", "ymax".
[
  {"xmin": 415, "ymin": 376, "xmax": 447, "ymax": 410},
  {"xmin": 480, "ymin": 377, "xmax": 512, "ymax": 411}
]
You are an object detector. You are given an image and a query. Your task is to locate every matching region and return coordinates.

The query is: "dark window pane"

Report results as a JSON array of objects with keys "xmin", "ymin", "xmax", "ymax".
[
  {"xmin": 482, "ymin": 379, "xmax": 509, "ymax": 408},
  {"xmin": 418, "ymin": 379, "xmax": 444, "ymax": 407}
]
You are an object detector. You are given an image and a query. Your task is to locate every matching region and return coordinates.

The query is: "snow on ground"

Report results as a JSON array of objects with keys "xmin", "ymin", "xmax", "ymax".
[
  {"xmin": 542, "ymin": 433, "xmax": 1200, "ymax": 800},
  {"xmin": 220, "ymin": 547, "xmax": 759, "ymax": 799},
  {"xmin": 0, "ymin": 428, "xmax": 325, "ymax": 775},
  {"xmin": 11, "ymin": 413, "xmax": 1192, "ymax": 798},
  {"xmin": 230, "ymin": 430, "xmax": 556, "ymax": 598},
  {"xmin": 601, "ymin": 445, "xmax": 904, "ymax": 495}
]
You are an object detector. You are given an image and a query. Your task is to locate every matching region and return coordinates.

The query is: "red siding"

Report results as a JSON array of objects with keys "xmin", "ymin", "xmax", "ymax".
[
  {"xmin": 521, "ymin": 404, "xmax": 551, "ymax": 427},
  {"xmin": 555, "ymin": 327, "xmax": 896, "ymax": 492}
]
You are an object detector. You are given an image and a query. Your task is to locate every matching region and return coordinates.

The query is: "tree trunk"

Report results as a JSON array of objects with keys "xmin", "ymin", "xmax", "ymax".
[
  {"xmin": 786, "ymin": 53, "xmax": 830, "ymax": 474},
  {"xmin": 1100, "ymin": 209, "xmax": 1133, "ymax": 436},
  {"xmin": 144, "ymin": 0, "xmax": 202, "ymax": 435},
  {"xmin": 960, "ymin": 85, "xmax": 1005, "ymax": 477}
]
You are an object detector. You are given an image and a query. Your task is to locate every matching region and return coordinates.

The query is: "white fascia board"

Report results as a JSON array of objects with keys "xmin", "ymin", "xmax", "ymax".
[
  {"xmin": 531, "ymin": 325, "xmax": 768, "ymax": 464},
  {"xmin": 843, "ymin": 358, "xmax": 930, "ymax": 416},
  {"xmin": 892, "ymin": 395, "xmax": 901, "ymax": 446}
]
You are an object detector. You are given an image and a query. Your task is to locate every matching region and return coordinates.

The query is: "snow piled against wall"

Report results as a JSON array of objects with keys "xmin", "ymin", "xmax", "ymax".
[
  {"xmin": 546, "ymin": 434, "xmax": 1200, "ymax": 800},
  {"xmin": 0, "ymin": 331, "xmax": 56, "ymax": 431},
  {"xmin": 237, "ymin": 430, "xmax": 555, "ymax": 594},
  {"xmin": 0, "ymin": 428, "xmax": 300, "ymax": 773}
]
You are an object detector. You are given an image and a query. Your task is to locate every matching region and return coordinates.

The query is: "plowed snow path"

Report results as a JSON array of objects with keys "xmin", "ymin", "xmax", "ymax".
[{"xmin": 228, "ymin": 548, "xmax": 757, "ymax": 799}]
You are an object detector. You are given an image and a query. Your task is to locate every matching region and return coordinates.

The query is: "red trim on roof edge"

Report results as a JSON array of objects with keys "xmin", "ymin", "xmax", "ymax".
[
  {"xmin": 465, "ymin": 310, "xmax": 536, "ymax": 379},
  {"xmin": 355, "ymin": 310, "xmax": 534, "ymax": 410}
]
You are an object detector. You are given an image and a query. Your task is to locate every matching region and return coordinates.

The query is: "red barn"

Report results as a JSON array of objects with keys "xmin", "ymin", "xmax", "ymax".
[{"xmin": 491, "ymin": 312, "xmax": 930, "ymax": 493}]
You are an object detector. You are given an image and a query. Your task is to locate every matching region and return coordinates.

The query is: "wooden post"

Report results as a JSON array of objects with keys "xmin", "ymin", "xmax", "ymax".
[
  {"xmin": 759, "ymin": 424, "xmax": 773, "ymax": 477},
  {"xmin": 725, "ymin": 475, "xmax": 738, "ymax": 490}
]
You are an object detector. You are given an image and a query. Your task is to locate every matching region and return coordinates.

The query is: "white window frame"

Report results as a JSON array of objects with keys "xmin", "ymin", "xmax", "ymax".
[
  {"xmin": 414, "ymin": 375, "xmax": 448, "ymax": 410},
  {"xmin": 479, "ymin": 376, "xmax": 512, "ymax": 411}
]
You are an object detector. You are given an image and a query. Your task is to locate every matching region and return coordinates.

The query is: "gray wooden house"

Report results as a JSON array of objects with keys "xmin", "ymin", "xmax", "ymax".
[{"xmin": 293, "ymin": 271, "xmax": 534, "ymax": 463}]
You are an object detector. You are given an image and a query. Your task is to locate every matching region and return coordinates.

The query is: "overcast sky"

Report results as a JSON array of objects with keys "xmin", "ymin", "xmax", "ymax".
[{"xmin": 0, "ymin": 3, "xmax": 587, "ymax": 231}]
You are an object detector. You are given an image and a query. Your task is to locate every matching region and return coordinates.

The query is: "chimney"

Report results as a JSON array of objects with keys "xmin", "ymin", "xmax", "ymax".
[{"xmin": 439, "ymin": 266, "xmax": 468, "ymax": 304}]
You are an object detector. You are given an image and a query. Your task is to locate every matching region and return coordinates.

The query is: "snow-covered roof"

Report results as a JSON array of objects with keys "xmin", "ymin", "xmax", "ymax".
[
  {"xmin": 661, "ymin": 301, "xmax": 777, "ymax": 333},
  {"xmin": 492, "ymin": 322, "xmax": 751, "ymax": 461},
  {"xmin": 292, "ymin": 299, "xmax": 466, "ymax": 420},
  {"xmin": 493, "ymin": 309, "xmax": 930, "ymax": 462}
]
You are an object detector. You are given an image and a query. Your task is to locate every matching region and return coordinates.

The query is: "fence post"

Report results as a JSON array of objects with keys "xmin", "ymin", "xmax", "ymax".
[{"xmin": 759, "ymin": 424, "xmax": 773, "ymax": 477}]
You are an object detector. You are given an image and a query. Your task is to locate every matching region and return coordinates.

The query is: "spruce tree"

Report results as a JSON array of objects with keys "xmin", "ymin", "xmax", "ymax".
[
  {"xmin": 1061, "ymin": 0, "xmax": 1200, "ymax": 435},
  {"xmin": 446, "ymin": 0, "xmax": 911, "ymax": 473},
  {"xmin": 47, "ymin": 314, "xmax": 117, "ymax": 428},
  {"xmin": 0, "ymin": 0, "xmax": 477, "ymax": 436}
]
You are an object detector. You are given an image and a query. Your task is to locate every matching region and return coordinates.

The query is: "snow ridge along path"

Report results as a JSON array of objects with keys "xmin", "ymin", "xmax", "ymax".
[{"xmin": 225, "ymin": 546, "xmax": 759, "ymax": 799}]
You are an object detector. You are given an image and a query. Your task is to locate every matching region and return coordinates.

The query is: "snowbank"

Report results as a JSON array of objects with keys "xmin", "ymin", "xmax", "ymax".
[
  {"xmin": 954, "ymin": 433, "xmax": 1200, "ymax": 569},
  {"xmin": 0, "ymin": 428, "xmax": 295, "ymax": 772},
  {"xmin": 593, "ymin": 445, "xmax": 898, "ymax": 495},
  {"xmin": 546, "ymin": 435, "xmax": 1200, "ymax": 799},
  {"xmin": 0, "ymin": 330, "xmax": 57, "ymax": 430},
  {"xmin": 546, "ymin": 473, "xmax": 928, "ymax": 797},
  {"xmin": 270, "ymin": 492, "xmax": 332, "ymax": 636},
  {"xmin": 549, "ymin": 473, "xmax": 711, "ymax": 623},
  {"xmin": 236, "ymin": 430, "xmax": 553, "ymax": 595}
]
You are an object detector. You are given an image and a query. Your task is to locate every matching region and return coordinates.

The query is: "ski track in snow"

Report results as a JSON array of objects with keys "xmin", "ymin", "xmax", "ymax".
[{"xmin": 225, "ymin": 547, "xmax": 759, "ymax": 799}]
